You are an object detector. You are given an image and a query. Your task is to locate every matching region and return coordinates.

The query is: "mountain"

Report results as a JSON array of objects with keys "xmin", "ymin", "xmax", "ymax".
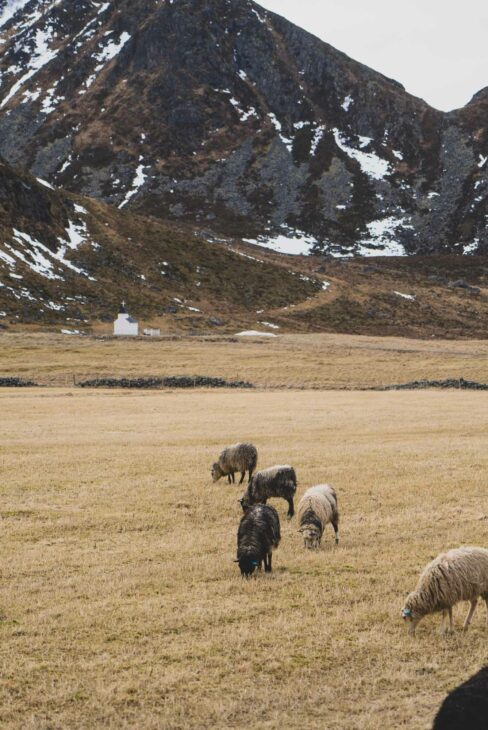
[
  {"xmin": 0, "ymin": 0, "xmax": 487, "ymax": 258},
  {"xmin": 0, "ymin": 157, "xmax": 323, "ymax": 330}
]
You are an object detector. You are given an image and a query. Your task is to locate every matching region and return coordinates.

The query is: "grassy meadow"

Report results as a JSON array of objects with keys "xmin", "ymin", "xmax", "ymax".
[
  {"xmin": 2, "ymin": 386, "xmax": 488, "ymax": 728},
  {"xmin": 2, "ymin": 331, "xmax": 488, "ymax": 388}
]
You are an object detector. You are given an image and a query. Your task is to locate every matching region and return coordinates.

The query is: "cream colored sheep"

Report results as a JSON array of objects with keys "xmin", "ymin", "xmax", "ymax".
[
  {"xmin": 297, "ymin": 484, "xmax": 339, "ymax": 548},
  {"xmin": 402, "ymin": 547, "xmax": 488, "ymax": 636}
]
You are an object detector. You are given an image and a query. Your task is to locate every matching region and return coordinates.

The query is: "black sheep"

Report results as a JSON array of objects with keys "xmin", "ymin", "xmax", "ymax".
[
  {"xmin": 433, "ymin": 666, "xmax": 488, "ymax": 730},
  {"xmin": 239, "ymin": 465, "xmax": 297, "ymax": 518},
  {"xmin": 236, "ymin": 504, "xmax": 281, "ymax": 576}
]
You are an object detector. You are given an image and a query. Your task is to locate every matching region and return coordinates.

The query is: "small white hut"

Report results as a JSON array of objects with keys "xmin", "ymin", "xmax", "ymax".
[{"xmin": 113, "ymin": 302, "xmax": 139, "ymax": 336}]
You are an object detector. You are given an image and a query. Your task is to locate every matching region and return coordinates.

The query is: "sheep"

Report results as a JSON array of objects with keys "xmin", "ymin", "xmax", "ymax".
[
  {"xmin": 236, "ymin": 503, "xmax": 281, "ymax": 576},
  {"xmin": 401, "ymin": 547, "xmax": 488, "ymax": 636},
  {"xmin": 297, "ymin": 484, "xmax": 339, "ymax": 548},
  {"xmin": 432, "ymin": 666, "xmax": 488, "ymax": 730},
  {"xmin": 211, "ymin": 442, "xmax": 257, "ymax": 485},
  {"xmin": 239, "ymin": 465, "xmax": 297, "ymax": 518}
]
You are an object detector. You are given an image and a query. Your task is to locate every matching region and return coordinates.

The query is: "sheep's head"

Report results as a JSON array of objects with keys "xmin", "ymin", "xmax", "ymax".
[
  {"xmin": 299, "ymin": 525, "xmax": 321, "ymax": 549},
  {"xmin": 401, "ymin": 595, "xmax": 421, "ymax": 635},
  {"xmin": 237, "ymin": 556, "xmax": 259, "ymax": 576},
  {"xmin": 239, "ymin": 493, "xmax": 251, "ymax": 513},
  {"xmin": 211, "ymin": 463, "xmax": 224, "ymax": 482}
]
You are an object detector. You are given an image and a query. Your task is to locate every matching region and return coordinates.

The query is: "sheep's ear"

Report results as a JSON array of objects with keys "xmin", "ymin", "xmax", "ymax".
[{"xmin": 233, "ymin": 559, "xmax": 239, "ymax": 563}]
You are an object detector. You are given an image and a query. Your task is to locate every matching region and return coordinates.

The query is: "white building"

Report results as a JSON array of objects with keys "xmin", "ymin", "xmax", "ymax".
[
  {"xmin": 113, "ymin": 302, "xmax": 139, "ymax": 336},
  {"xmin": 143, "ymin": 327, "xmax": 161, "ymax": 337}
]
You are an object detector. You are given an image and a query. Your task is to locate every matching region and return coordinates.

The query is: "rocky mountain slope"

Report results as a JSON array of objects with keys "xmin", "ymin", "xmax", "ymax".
[
  {"xmin": 0, "ymin": 0, "xmax": 487, "ymax": 257},
  {"xmin": 0, "ymin": 158, "xmax": 323, "ymax": 330},
  {"xmin": 2, "ymin": 156, "xmax": 488, "ymax": 338}
]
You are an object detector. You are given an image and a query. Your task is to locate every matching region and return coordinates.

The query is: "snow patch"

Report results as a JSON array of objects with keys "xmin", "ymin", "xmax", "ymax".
[
  {"xmin": 268, "ymin": 113, "xmax": 293, "ymax": 151},
  {"xmin": 341, "ymin": 95, "xmax": 353, "ymax": 112},
  {"xmin": 0, "ymin": 0, "xmax": 30, "ymax": 30},
  {"xmin": 333, "ymin": 129, "xmax": 391, "ymax": 180},
  {"xmin": 119, "ymin": 158, "xmax": 148, "ymax": 208},
  {"xmin": 9, "ymin": 230, "xmax": 61, "ymax": 279},
  {"xmin": 243, "ymin": 232, "xmax": 317, "ymax": 256},
  {"xmin": 463, "ymin": 239, "xmax": 479, "ymax": 254},
  {"xmin": 357, "ymin": 217, "xmax": 412, "ymax": 256},
  {"xmin": 310, "ymin": 125, "xmax": 325, "ymax": 155},
  {"xmin": 73, "ymin": 203, "xmax": 88, "ymax": 215},
  {"xmin": 229, "ymin": 97, "xmax": 257, "ymax": 122},
  {"xmin": 1, "ymin": 27, "xmax": 59, "ymax": 108},
  {"xmin": 394, "ymin": 291, "xmax": 416, "ymax": 301},
  {"xmin": 36, "ymin": 177, "xmax": 54, "ymax": 190},
  {"xmin": 96, "ymin": 31, "xmax": 130, "ymax": 64},
  {"xmin": 236, "ymin": 330, "xmax": 277, "ymax": 337}
]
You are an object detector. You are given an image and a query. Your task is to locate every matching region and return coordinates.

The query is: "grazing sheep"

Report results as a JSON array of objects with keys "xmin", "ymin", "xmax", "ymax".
[
  {"xmin": 298, "ymin": 484, "xmax": 339, "ymax": 548},
  {"xmin": 236, "ymin": 503, "xmax": 281, "ymax": 576},
  {"xmin": 401, "ymin": 547, "xmax": 488, "ymax": 636},
  {"xmin": 433, "ymin": 666, "xmax": 488, "ymax": 730},
  {"xmin": 211, "ymin": 442, "xmax": 257, "ymax": 485},
  {"xmin": 239, "ymin": 465, "xmax": 297, "ymax": 518}
]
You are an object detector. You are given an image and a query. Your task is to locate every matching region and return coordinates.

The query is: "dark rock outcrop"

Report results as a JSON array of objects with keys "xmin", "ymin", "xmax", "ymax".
[{"xmin": 76, "ymin": 376, "xmax": 254, "ymax": 388}]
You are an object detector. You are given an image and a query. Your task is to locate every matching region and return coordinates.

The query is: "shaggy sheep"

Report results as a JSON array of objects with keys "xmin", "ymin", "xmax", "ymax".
[
  {"xmin": 211, "ymin": 442, "xmax": 257, "ymax": 485},
  {"xmin": 297, "ymin": 484, "xmax": 339, "ymax": 548},
  {"xmin": 433, "ymin": 666, "xmax": 488, "ymax": 730},
  {"xmin": 401, "ymin": 547, "xmax": 488, "ymax": 636},
  {"xmin": 239, "ymin": 465, "xmax": 297, "ymax": 518},
  {"xmin": 236, "ymin": 504, "xmax": 281, "ymax": 576}
]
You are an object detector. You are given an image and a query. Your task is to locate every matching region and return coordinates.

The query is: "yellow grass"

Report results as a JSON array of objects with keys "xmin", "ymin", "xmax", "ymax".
[
  {"xmin": 1, "ymin": 331, "xmax": 488, "ymax": 388},
  {"xmin": 2, "ymin": 388, "xmax": 488, "ymax": 728}
]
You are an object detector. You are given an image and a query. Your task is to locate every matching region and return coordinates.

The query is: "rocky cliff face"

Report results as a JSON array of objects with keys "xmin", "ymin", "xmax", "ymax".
[{"xmin": 0, "ymin": 0, "xmax": 487, "ymax": 256}]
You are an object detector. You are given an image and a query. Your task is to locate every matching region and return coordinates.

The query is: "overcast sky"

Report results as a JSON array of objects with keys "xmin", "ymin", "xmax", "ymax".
[{"xmin": 258, "ymin": 0, "xmax": 488, "ymax": 111}]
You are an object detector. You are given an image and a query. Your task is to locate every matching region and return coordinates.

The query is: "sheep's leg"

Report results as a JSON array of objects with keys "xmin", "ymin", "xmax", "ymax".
[
  {"xmin": 248, "ymin": 469, "xmax": 253, "ymax": 482},
  {"xmin": 463, "ymin": 599, "xmax": 478, "ymax": 631},
  {"xmin": 484, "ymin": 595, "xmax": 488, "ymax": 626},
  {"xmin": 332, "ymin": 521, "xmax": 339, "ymax": 545},
  {"xmin": 265, "ymin": 552, "xmax": 272, "ymax": 573},
  {"xmin": 231, "ymin": 472, "xmax": 235, "ymax": 484},
  {"xmin": 286, "ymin": 498, "xmax": 294, "ymax": 519},
  {"xmin": 238, "ymin": 471, "xmax": 245, "ymax": 485},
  {"xmin": 448, "ymin": 606, "xmax": 453, "ymax": 632},
  {"xmin": 440, "ymin": 610, "xmax": 449, "ymax": 634},
  {"xmin": 227, "ymin": 474, "xmax": 232, "ymax": 484}
]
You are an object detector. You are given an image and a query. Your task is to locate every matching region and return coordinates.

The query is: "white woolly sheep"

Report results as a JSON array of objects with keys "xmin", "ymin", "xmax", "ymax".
[
  {"xmin": 211, "ymin": 442, "xmax": 257, "ymax": 485},
  {"xmin": 297, "ymin": 484, "xmax": 339, "ymax": 548},
  {"xmin": 401, "ymin": 547, "xmax": 488, "ymax": 636}
]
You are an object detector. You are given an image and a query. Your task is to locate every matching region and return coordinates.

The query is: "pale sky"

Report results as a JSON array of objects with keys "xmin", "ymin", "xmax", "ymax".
[{"xmin": 258, "ymin": 0, "xmax": 488, "ymax": 111}]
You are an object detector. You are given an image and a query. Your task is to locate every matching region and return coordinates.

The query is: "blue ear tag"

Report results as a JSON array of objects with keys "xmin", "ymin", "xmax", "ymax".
[
  {"xmin": 251, "ymin": 560, "xmax": 258, "ymax": 567},
  {"xmin": 402, "ymin": 608, "xmax": 412, "ymax": 617}
]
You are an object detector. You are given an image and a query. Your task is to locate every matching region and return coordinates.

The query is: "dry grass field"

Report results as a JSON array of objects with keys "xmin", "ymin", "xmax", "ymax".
[
  {"xmin": 2, "ymin": 387, "xmax": 488, "ymax": 728},
  {"xmin": 2, "ymin": 331, "xmax": 488, "ymax": 388}
]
